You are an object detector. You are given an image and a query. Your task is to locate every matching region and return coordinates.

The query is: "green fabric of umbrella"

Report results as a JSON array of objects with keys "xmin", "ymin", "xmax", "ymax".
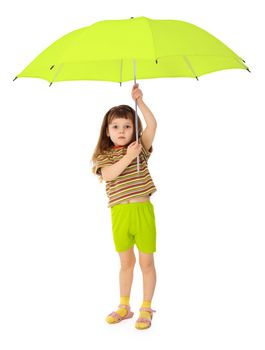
[
  {"xmin": 15, "ymin": 16, "xmax": 249, "ymax": 85},
  {"xmin": 15, "ymin": 16, "xmax": 249, "ymax": 172}
]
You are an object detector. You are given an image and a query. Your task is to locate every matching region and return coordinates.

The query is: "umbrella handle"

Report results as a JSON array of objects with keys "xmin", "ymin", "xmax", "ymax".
[{"xmin": 133, "ymin": 59, "xmax": 140, "ymax": 173}]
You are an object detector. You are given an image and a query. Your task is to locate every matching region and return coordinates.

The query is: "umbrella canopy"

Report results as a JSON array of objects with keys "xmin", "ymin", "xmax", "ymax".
[
  {"xmin": 15, "ymin": 16, "xmax": 249, "ymax": 173},
  {"xmin": 15, "ymin": 16, "xmax": 249, "ymax": 85}
]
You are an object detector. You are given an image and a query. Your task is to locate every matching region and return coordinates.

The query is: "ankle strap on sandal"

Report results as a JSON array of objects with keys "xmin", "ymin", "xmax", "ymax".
[
  {"xmin": 118, "ymin": 304, "xmax": 130, "ymax": 310},
  {"xmin": 139, "ymin": 307, "xmax": 156, "ymax": 313}
]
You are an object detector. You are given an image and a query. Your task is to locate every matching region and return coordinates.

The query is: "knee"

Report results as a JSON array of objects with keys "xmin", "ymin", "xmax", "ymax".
[
  {"xmin": 120, "ymin": 256, "xmax": 136, "ymax": 271},
  {"xmin": 139, "ymin": 260, "xmax": 155, "ymax": 273}
]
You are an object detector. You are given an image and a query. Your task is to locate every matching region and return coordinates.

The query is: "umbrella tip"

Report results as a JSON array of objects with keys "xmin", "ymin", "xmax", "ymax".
[
  {"xmin": 13, "ymin": 76, "xmax": 18, "ymax": 82},
  {"xmin": 120, "ymin": 82, "xmax": 122, "ymax": 87},
  {"xmin": 49, "ymin": 82, "xmax": 53, "ymax": 87},
  {"xmin": 246, "ymin": 68, "xmax": 251, "ymax": 73},
  {"xmin": 196, "ymin": 76, "xmax": 199, "ymax": 81}
]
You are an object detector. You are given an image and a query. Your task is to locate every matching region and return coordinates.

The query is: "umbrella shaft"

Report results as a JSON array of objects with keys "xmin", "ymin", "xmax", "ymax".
[{"xmin": 134, "ymin": 59, "xmax": 140, "ymax": 172}]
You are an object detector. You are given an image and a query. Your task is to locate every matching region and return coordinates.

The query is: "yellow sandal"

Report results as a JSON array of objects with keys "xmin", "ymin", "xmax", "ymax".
[
  {"xmin": 135, "ymin": 307, "xmax": 156, "ymax": 330},
  {"xmin": 106, "ymin": 304, "xmax": 134, "ymax": 324}
]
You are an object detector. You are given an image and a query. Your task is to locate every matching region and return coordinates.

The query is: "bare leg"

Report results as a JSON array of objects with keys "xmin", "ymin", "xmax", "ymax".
[
  {"xmin": 119, "ymin": 247, "xmax": 136, "ymax": 297},
  {"xmin": 106, "ymin": 247, "xmax": 136, "ymax": 323},
  {"xmin": 139, "ymin": 252, "xmax": 156, "ymax": 301}
]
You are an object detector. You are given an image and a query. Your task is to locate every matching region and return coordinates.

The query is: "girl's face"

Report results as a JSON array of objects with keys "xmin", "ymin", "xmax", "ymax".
[{"xmin": 107, "ymin": 117, "xmax": 134, "ymax": 146}]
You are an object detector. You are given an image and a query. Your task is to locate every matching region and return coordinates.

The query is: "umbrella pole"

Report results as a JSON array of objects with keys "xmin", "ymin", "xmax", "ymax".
[{"xmin": 133, "ymin": 59, "xmax": 140, "ymax": 173}]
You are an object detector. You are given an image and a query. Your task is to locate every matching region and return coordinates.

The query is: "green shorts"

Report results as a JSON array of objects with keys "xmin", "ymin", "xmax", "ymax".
[{"xmin": 110, "ymin": 201, "xmax": 157, "ymax": 253}]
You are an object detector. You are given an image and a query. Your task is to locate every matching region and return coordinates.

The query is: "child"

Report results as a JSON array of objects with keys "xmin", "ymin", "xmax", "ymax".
[{"xmin": 91, "ymin": 84, "xmax": 157, "ymax": 330}]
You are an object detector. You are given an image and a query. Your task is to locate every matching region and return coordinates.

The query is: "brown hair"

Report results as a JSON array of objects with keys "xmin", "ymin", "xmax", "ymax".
[{"xmin": 91, "ymin": 104, "xmax": 143, "ymax": 182}]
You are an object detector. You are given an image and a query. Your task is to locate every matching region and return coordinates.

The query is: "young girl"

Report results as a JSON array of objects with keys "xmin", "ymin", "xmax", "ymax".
[{"xmin": 91, "ymin": 84, "xmax": 157, "ymax": 330}]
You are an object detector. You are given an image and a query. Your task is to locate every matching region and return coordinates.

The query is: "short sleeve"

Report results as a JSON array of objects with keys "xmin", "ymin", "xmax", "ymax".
[
  {"xmin": 95, "ymin": 153, "xmax": 113, "ymax": 175},
  {"xmin": 140, "ymin": 137, "xmax": 153, "ymax": 162}
]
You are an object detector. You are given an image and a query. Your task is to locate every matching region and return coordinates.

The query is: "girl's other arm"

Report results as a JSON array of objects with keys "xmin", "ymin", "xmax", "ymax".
[
  {"xmin": 101, "ymin": 154, "xmax": 133, "ymax": 181},
  {"xmin": 101, "ymin": 141, "xmax": 142, "ymax": 181}
]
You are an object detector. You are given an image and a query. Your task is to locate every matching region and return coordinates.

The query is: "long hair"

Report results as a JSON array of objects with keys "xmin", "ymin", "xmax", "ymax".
[{"xmin": 91, "ymin": 104, "xmax": 143, "ymax": 182}]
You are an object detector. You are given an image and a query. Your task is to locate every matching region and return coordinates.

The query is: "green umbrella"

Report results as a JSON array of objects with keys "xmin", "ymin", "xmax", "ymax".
[{"xmin": 14, "ymin": 16, "xmax": 250, "ymax": 170}]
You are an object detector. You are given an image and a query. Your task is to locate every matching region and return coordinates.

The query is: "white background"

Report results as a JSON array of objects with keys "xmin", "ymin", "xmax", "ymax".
[{"xmin": 1, "ymin": 0, "xmax": 264, "ymax": 349}]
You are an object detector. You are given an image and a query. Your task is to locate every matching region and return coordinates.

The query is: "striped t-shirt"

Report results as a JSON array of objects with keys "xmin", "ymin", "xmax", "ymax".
[{"xmin": 95, "ymin": 137, "xmax": 157, "ymax": 207}]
